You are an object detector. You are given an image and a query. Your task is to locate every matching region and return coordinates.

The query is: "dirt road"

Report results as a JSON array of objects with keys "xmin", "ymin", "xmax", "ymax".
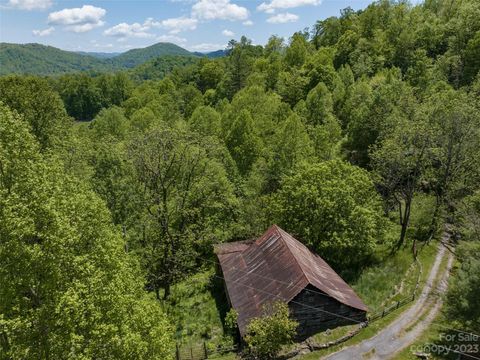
[{"xmin": 323, "ymin": 234, "xmax": 454, "ymax": 360}]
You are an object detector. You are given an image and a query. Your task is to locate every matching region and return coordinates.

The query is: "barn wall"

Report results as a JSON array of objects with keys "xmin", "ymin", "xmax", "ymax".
[{"xmin": 289, "ymin": 285, "xmax": 367, "ymax": 340}]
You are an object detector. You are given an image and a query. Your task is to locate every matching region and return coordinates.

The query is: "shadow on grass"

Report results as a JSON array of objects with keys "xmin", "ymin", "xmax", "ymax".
[{"xmin": 208, "ymin": 270, "xmax": 231, "ymax": 333}]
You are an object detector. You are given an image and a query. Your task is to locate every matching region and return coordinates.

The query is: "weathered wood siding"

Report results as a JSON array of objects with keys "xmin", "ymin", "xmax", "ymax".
[{"xmin": 289, "ymin": 285, "xmax": 367, "ymax": 340}]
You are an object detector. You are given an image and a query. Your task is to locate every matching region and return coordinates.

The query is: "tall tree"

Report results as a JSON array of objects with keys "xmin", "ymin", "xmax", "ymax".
[
  {"xmin": 0, "ymin": 103, "xmax": 174, "ymax": 359},
  {"xmin": 344, "ymin": 69, "xmax": 415, "ymax": 167},
  {"xmin": 225, "ymin": 109, "xmax": 262, "ymax": 176},
  {"xmin": 425, "ymin": 88, "xmax": 480, "ymax": 234},
  {"xmin": 273, "ymin": 160, "xmax": 385, "ymax": 274},
  {"xmin": 0, "ymin": 75, "xmax": 70, "ymax": 150},
  {"xmin": 129, "ymin": 125, "xmax": 237, "ymax": 299},
  {"xmin": 371, "ymin": 112, "xmax": 433, "ymax": 255},
  {"xmin": 57, "ymin": 74, "xmax": 103, "ymax": 121},
  {"xmin": 305, "ymin": 82, "xmax": 334, "ymax": 126}
]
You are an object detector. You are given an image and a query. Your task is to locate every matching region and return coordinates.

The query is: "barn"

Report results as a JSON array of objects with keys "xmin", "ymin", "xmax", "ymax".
[{"xmin": 214, "ymin": 225, "xmax": 368, "ymax": 340}]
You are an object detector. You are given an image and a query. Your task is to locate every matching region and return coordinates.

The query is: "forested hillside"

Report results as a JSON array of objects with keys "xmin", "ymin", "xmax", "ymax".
[
  {"xmin": 0, "ymin": 42, "xmax": 202, "ymax": 75},
  {"xmin": 129, "ymin": 55, "xmax": 200, "ymax": 81},
  {"xmin": 76, "ymin": 51, "xmax": 121, "ymax": 59},
  {"xmin": 112, "ymin": 42, "xmax": 194, "ymax": 68},
  {"xmin": 1, "ymin": 0, "xmax": 479, "ymax": 359},
  {"xmin": 0, "ymin": 43, "xmax": 113, "ymax": 74}
]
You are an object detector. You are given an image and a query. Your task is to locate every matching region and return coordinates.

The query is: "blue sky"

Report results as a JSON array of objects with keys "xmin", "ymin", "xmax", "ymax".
[{"xmin": 0, "ymin": 0, "xmax": 373, "ymax": 53}]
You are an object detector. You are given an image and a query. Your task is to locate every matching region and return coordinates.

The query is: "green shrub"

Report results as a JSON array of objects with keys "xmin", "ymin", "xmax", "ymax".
[
  {"xmin": 408, "ymin": 193, "xmax": 437, "ymax": 242},
  {"xmin": 225, "ymin": 308, "xmax": 239, "ymax": 335},
  {"xmin": 244, "ymin": 302, "xmax": 298, "ymax": 359}
]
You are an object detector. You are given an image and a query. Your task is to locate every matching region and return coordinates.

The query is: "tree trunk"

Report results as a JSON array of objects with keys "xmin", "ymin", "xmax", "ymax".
[
  {"xmin": 412, "ymin": 238, "xmax": 417, "ymax": 260},
  {"xmin": 163, "ymin": 283, "xmax": 170, "ymax": 300},
  {"xmin": 397, "ymin": 197, "xmax": 412, "ymax": 250},
  {"xmin": 155, "ymin": 287, "xmax": 161, "ymax": 301},
  {"xmin": 427, "ymin": 195, "xmax": 442, "ymax": 242}
]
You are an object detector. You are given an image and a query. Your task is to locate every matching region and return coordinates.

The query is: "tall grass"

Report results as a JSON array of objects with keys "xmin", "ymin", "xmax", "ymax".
[
  {"xmin": 353, "ymin": 244, "xmax": 413, "ymax": 311},
  {"xmin": 166, "ymin": 268, "xmax": 225, "ymax": 345}
]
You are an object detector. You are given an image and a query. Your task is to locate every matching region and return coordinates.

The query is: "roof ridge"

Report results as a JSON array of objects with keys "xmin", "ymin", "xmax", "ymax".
[{"xmin": 273, "ymin": 225, "xmax": 311, "ymax": 292}]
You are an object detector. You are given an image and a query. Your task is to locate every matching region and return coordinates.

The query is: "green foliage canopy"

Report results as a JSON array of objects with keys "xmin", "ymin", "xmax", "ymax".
[{"xmin": 273, "ymin": 160, "xmax": 385, "ymax": 273}]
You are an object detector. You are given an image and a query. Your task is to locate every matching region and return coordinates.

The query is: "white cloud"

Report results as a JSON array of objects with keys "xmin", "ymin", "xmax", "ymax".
[
  {"xmin": 142, "ymin": 18, "xmax": 161, "ymax": 28},
  {"xmin": 189, "ymin": 43, "xmax": 225, "ymax": 52},
  {"xmin": 32, "ymin": 26, "xmax": 54, "ymax": 36},
  {"xmin": 70, "ymin": 22, "xmax": 104, "ymax": 33},
  {"xmin": 222, "ymin": 29, "xmax": 234, "ymax": 37},
  {"xmin": 104, "ymin": 22, "xmax": 154, "ymax": 39},
  {"xmin": 242, "ymin": 20, "xmax": 253, "ymax": 26},
  {"xmin": 258, "ymin": 0, "xmax": 320, "ymax": 13},
  {"xmin": 7, "ymin": 0, "xmax": 52, "ymax": 10},
  {"xmin": 160, "ymin": 16, "xmax": 197, "ymax": 34},
  {"xmin": 48, "ymin": 5, "xmax": 106, "ymax": 33},
  {"xmin": 267, "ymin": 12, "xmax": 298, "ymax": 23},
  {"xmin": 157, "ymin": 34, "xmax": 187, "ymax": 45},
  {"xmin": 192, "ymin": 0, "xmax": 248, "ymax": 21}
]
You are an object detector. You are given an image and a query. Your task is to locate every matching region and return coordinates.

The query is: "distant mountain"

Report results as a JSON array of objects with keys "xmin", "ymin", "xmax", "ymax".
[
  {"xmin": 0, "ymin": 43, "xmax": 114, "ymax": 75},
  {"xmin": 193, "ymin": 49, "xmax": 230, "ymax": 58},
  {"xmin": 207, "ymin": 49, "xmax": 230, "ymax": 58},
  {"xmin": 76, "ymin": 51, "xmax": 121, "ymax": 59},
  {"xmin": 112, "ymin": 42, "xmax": 194, "ymax": 68},
  {"xmin": 0, "ymin": 42, "xmax": 226, "ymax": 76}
]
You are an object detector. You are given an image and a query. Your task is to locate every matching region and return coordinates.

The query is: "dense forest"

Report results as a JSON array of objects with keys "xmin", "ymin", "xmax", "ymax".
[{"xmin": 1, "ymin": 0, "xmax": 480, "ymax": 359}]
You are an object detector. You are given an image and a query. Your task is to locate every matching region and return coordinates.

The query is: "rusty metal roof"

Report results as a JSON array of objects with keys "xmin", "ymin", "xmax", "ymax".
[{"xmin": 215, "ymin": 225, "xmax": 368, "ymax": 336}]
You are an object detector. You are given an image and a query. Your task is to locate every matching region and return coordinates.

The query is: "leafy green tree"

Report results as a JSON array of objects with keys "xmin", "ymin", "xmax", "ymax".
[
  {"xmin": 58, "ymin": 74, "xmax": 103, "ymax": 121},
  {"xmin": 312, "ymin": 16, "xmax": 343, "ymax": 49},
  {"xmin": 312, "ymin": 7, "xmax": 355, "ymax": 49},
  {"xmin": 224, "ymin": 36, "xmax": 260, "ymax": 96},
  {"xmin": 129, "ymin": 125, "xmax": 237, "ymax": 299},
  {"xmin": 303, "ymin": 48, "xmax": 338, "ymax": 92},
  {"xmin": 423, "ymin": 88, "xmax": 480, "ymax": 235},
  {"xmin": 371, "ymin": 113, "xmax": 433, "ymax": 255},
  {"xmin": 222, "ymin": 85, "xmax": 289, "ymax": 141},
  {"xmin": 285, "ymin": 32, "xmax": 310, "ymax": 68},
  {"xmin": 198, "ymin": 61, "xmax": 224, "ymax": 92},
  {"xmin": 225, "ymin": 110, "xmax": 262, "ymax": 176},
  {"xmin": 344, "ymin": 69, "xmax": 415, "ymax": 167},
  {"xmin": 0, "ymin": 75, "xmax": 70, "ymax": 150},
  {"xmin": 276, "ymin": 69, "xmax": 308, "ymax": 107},
  {"xmin": 404, "ymin": 49, "xmax": 434, "ymax": 91},
  {"xmin": 463, "ymin": 30, "xmax": 480, "ymax": 84},
  {"xmin": 189, "ymin": 105, "xmax": 221, "ymax": 137},
  {"xmin": 334, "ymin": 29, "xmax": 359, "ymax": 68},
  {"xmin": 267, "ymin": 113, "xmax": 314, "ymax": 190},
  {"xmin": 445, "ymin": 241, "xmax": 480, "ymax": 333},
  {"xmin": 305, "ymin": 82, "xmax": 334, "ymax": 125},
  {"xmin": 89, "ymin": 139, "xmax": 139, "ymax": 229},
  {"xmin": 130, "ymin": 107, "xmax": 157, "ymax": 133},
  {"xmin": 97, "ymin": 72, "xmax": 133, "ymax": 107},
  {"xmin": 273, "ymin": 160, "xmax": 385, "ymax": 272},
  {"xmin": 89, "ymin": 106, "xmax": 129, "ymax": 140},
  {"xmin": 307, "ymin": 118, "xmax": 342, "ymax": 161},
  {"xmin": 178, "ymin": 84, "xmax": 203, "ymax": 119},
  {"xmin": 244, "ymin": 302, "xmax": 298, "ymax": 360},
  {"xmin": 0, "ymin": 103, "xmax": 174, "ymax": 359}
]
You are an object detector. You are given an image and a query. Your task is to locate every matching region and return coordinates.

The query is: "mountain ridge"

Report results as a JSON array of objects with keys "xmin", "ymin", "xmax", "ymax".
[{"xmin": 0, "ymin": 42, "xmax": 226, "ymax": 75}]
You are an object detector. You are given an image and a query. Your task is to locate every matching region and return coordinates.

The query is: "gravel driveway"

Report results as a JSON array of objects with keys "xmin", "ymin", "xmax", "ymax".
[{"xmin": 323, "ymin": 234, "xmax": 453, "ymax": 360}]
